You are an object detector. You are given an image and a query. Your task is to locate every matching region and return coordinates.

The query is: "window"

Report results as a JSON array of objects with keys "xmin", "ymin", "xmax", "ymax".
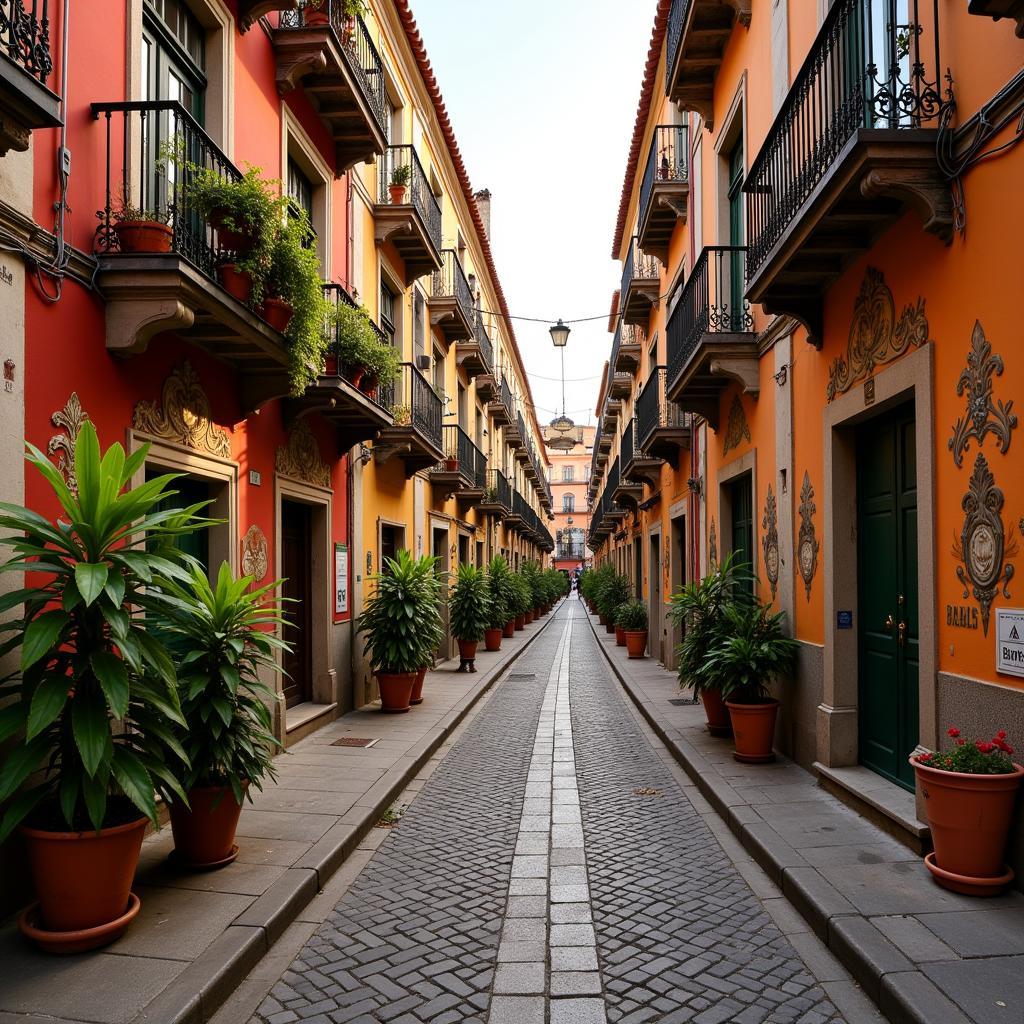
[
  {"xmin": 380, "ymin": 280, "xmax": 397, "ymax": 348},
  {"xmin": 143, "ymin": 0, "xmax": 206, "ymax": 119},
  {"xmin": 562, "ymin": 493, "xmax": 575, "ymax": 513},
  {"xmin": 287, "ymin": 158, "xmax": 314, "ymax": 222},
  {"xmin": 413, "ymin": 291, "xmax": 427, "ymax": 361},
  {"xmin": 562, "ymin": 465, "xmax": 575, "ymax": 482}
]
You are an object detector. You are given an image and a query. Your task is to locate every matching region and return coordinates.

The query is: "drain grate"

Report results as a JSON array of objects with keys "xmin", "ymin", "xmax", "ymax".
[
  {"xmin": 668, "ymin": 698, "xmax": 699, "ymax": 706},
  {"xmin": 506, "ymin": 673, "xmax": 536, "ymax": 680},
  {"xmin": 331, "ymin": 737, "xmax": 379, "ymax": 748}
]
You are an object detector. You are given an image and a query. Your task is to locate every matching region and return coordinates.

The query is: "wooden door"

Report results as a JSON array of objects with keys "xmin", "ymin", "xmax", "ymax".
[
  {"xmin": 729, "ymin": 474, "xmax": 754, "ymax": 583},
  {"xmin": 282, "ymin": 501, "xmax": 313, "ymax": 709},
  {"xmin": 857, "ymin": 402, "xmax": 919, "ymax": 790},
  {"xmin": 650, "ymin": 533, "xmax": 662, "ymax": 663}
]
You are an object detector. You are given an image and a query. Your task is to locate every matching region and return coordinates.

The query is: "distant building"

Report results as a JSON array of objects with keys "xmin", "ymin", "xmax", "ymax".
[{"xmin": 543, "ymin": 421, "xmax": 595, "ymax": 572}]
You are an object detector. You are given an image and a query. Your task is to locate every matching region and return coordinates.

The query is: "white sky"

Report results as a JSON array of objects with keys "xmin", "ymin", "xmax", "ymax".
[{"xmin": 411, "ymin": 0, "xmax": 656, "ymax": 429}]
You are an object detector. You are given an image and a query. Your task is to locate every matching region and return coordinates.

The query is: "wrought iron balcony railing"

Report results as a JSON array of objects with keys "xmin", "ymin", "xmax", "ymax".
[
  {"xmin": 432, "ymin": 249, "xmax": 474, "ymax": 324},
  {"xmin": 745, "ymin": 0, "xmax": 949, "ymax": 281},
  {"xmin": 640, "ymin": 124, "xmax": 688, "ymax": 231},
  {"xmin": 499, "ymin": 371, "xmax": 514, "ymax": 417},
  {"xmin": 667, "ymin": 246, "xmax": 753, "ymax": 387},
  {"xmin": 622, "ymin": 235, "xmax": 660, "ymax": 289},
  {"xmin": 378, "ymin": 362, "xmax": 442, "ymax": 449},
  {"xmin": 485, "ymin": 468, "xmax": 511, "ymax": 510},
  {"xmin": 2, "ymin": 0, "xmax": 52, "ymax": 82},
  {"xmin": 279, "ymin": 5, "xmax": 387, "ymax": 136},
  {"xmin": 93, "ymin": 101, "xmax": 244, "ymax": 281},
  {"xmin": 378, "ymin": 144, "xmax": 442, "ymax": 253},
  {"xmin": 637, "ymin": 366, "xmax": 686, "ymax": 448},
  {"xmin": 474, "ymin": 311, "xmax": 494, "ymax": 370},
  {"xmin": 435, "ymin": 424, "xmax": 486, "ymax": 489},
  {"xmin": 620, "ymin": 417, "xmax": 636, "ymax": 473},
  {"xmin": 323, "ymin": 282, "xmax": 388, "ymax": 356},
  {"xmin": 665, "ymin": 0, "xmax": 691, "ymax": 93}
]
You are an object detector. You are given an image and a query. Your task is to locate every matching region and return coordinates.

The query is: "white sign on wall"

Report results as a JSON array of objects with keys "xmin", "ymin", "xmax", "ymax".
[{"xmin": 995, "ymin": 609, "xmax": 1024, "ymax": 678}]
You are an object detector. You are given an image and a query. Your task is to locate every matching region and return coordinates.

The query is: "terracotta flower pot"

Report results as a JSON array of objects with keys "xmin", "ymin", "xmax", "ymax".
[
  {"xmin": 605, "ymin": 621, "xmax": 615, "ymax": 635},
  {"xmin": 912, "ymin": 756, "xmax": 1024, "ymax": 895},
  {"xmin": 503, "ymin": 620, "xmax": 516, "ymax": 638},
  {"xmin": 700, "ymin": 688, "xmax": 732, "ymax": 737},
  {"xmin": 725, "ymin": 698, "xmax": 779, "ymax": 764},
  {"xmin": 114, "ymin": 219, "xmax": 172, "ymax": 253},
  {"xmin": 389, "ymin": 184, "xmax": 408, "ymax": 204},
  {"xmin": 18, "ymin": 815, "xmax": 147, "ymax": 950},
  {"xmin": 169, "ymin": 783, "xmax": 248, "ymax": 869},
  {"xmin": 324, "ymin": 353, "xmax": 339, "ymax": 376},
  {"xmin": 360, "ymin": 372, "xmax": 379, "ymax": 396},
  {"xmin": 218, "ymin": 263, "xmax": 253, "ymax": 304},
  {"xmin": 484, "ymin": 627, "xmax": 503, "ymax": 652},
  {"xmin": 304, "ymin": 8, "xmax": 330, "ymax": 27},
  {"xmin": 444, "ymin": 458, "xmax": 459, "ymax": 473},
  {"xmin": 345, "ymin": 364, "xmax": 365, "ymax": 388},
  {"xmin": 376, "ymin": 670, "xmax": 416, "ymax": 713},
  {"xmin": 209, "ymin": 208, "xmax": 253, "ymax": 254},
  {"xmin": 615, "ymin": 625, "xmax": 626, "ymax": 646},
  {"xmin": 598, "ymin": 614, "xmax": 608, "ymax": 626},
  {"xmin": 514, "ymin": 614, "xmax": 525, "ymax": 631},
  {"xmin": 457, "ymin": 638, "xmax": 478, "ymax": 661},
  {"xmin": 410, "ymin": 666, "xmax": 427, "ymax": 706},
  {"xmin": 625, "ymin": 631, "xmax": 647, "ymax": 658},
  {"xmin": 261, "ymin": 296, "xmax": 294, "ymax": 333}
]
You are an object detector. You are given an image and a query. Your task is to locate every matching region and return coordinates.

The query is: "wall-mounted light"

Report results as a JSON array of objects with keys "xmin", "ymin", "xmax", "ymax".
[{"xmin": 686, "ymin": 476, "xmax": 703, "ymax": 497}]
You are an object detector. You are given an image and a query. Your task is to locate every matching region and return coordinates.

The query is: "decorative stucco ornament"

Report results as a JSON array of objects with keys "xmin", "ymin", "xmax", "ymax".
[
  {"xmin": 949, "ymin": 321, "xmax": 1016, "ymax": 468},
  {"xmin": 797, "ymin": 472, "xmax": 819, "ymax": 602},
  {"xmin": 48, "ymin": 392, "xmax": 90, "ymax": 496},
  {"xmin": 826, "ymin": 268, "xmax": 930, "ymax": 402},
  {"xmin": 275, "ymin": 418, "xmax": 330, "ymax": 488},
  {"xmin": 723, "ymin": 394, "xmax": 751, "ymax": 455},
  {"xmin": 762, "ymin": 484, "xmax": 780, "ymax": 600},
  {"xmin": 132, "ymin": 362, "xmax": 232, "ymax": 459},
  {"xmin": 954, "ymin": 452, "xmax": 1014, "ymax": 636},
  {"xmin": 241, "ymin": 524, "xmax": 269, "ymax": 583}
]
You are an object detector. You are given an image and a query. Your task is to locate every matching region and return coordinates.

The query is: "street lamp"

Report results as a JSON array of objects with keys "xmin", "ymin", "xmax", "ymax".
[{"xmin": 549, "ymin": 319, "xmax": 571, "ymax": 417}]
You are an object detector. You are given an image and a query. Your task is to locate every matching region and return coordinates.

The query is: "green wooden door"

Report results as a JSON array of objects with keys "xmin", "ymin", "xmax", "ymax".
[
  {"xmin": 727, "ymin": 141, "xmax": 745, "ymax": 321},
  {"xmin": 729, "ymin": 474, "xmax": 754, "ymax": 584},
  {"xmin": 857, "ymin": 403, "xmax": 919, "ymax": 790}
]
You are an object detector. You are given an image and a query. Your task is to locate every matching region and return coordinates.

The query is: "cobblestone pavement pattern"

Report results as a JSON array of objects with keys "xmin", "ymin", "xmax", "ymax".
[{"xmin": 251, "ymin": 603, "xmax": 845, "ymax": 1023}]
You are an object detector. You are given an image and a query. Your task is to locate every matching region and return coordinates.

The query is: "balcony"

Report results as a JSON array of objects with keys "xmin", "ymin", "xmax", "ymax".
[
  {"xmin": 92, "ymin": 101, "xmax": 292, "ymax": 412},
  {"xmin": 665, "ymin": 0, "xmax": 751, "ymax": 130},
  {"xmin": 601, "ymin": 399, "xmax": 622, "ymax": 434},
  {"xmin": 512, "ymin": 411, "xmax": 530, "ymax": 463},
  {"xmin": 603, "ymin": 460, "xmax": 633, "ymax": 519},
  {"xmin": 637, "ymin": 366, "xmax": 691, "ymax": 468},
  {"xmin": 507, "ymin": 489, "xmax": 530, "ymax": 533},
  {"xmin": 666, "ymin": 246, "xmax": 758, "ymax": 430},
  {"xmin": 0, "ymin": 0, "xmax": 60, "ymax": 155},
  {"xmin": 614, "ymin": 322, "xmax": 644, "ymax": 375},
  {"xmin": 488, "ymin": 371, "xmax": 513, "ymax": 426},
  {"xmin": 968, "ymin": 0, "xmax": 1024, "ymax": 35},
  {"xmin": 375, "ymin": 363, "xmax": 444, "ymax": 476},
  {"xmin": 612, "ymin": 439, "xmax": 645, "ymax": 505},
  {"xmin": 621, "ymin": 417, "xmax": 662, "ymax": 487},
  {"xmin": 274, "ymin": 5, "xmax": 387, "ymax": 172},
  {"xmin": 284, "ymin": 285, "xmax": 394, "ymax": 447},
  {"xmin": 375, "ymin": 145, "xmax": 443, "ymax": 284},
  {"xmin": 430, "ymin": 424, "xmax": 487, "ymax": 502},
  {"xmin": 620, "ymin": 237, "xmax": 660, "ymax": 328},
  {"xmin": 609, "ymin": 370, "xmax": 632, "ymax": 399},
  {"xmin": 744, "ymin": 0, "xmax": 953, "ymax": 348},
  {"xmin": 428, "ymin": 249, "xmax": 474, "ymax": 344},
  {"xmin": 598, "ymin": 429, "xmax": 612, "ymax": 454},
  {"xmin": 479, "ymin": 468, "xmax": 511, "ymax": 517},
  {"xmin": 458, "ymin": 310, "xmax": 494, "ymax": 380},
  {"xmin": 638, "ymin": 125, "xmax": 689, "ymax": 261}
]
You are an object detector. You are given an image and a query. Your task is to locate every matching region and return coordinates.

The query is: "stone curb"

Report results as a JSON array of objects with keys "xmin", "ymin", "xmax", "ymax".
[
  {"xmin": 131, "ymin": 604, "xmax": 566, "ymax": 1024},
  {"xmin": 585, "ymin": 611, "xmax": 973, "ymax": 1024}
]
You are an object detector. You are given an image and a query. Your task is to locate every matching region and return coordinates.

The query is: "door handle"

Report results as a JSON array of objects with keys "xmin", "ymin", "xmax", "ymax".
[
  {"xmin": 898, "ymin": 620, "xmax": 907, "ymax": 646},
  {"xmin": 884, "ymin": 613, "xmax": 894, "ymax": 632}
]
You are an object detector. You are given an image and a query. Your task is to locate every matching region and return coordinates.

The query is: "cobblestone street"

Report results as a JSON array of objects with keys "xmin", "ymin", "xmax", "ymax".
[{"xmin": 243, "ymin": 602, "xmax": 875, "ymax": 1024}]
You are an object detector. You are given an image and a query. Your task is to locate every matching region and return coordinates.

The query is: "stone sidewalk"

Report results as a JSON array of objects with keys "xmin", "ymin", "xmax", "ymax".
[
  {"xmin": 0, "ymin": 609, "xmax": 562, "ymax": 1024},
  {"xmin": 585, "ymin": 611, "xmax": 1024, "ymax": 1024}
]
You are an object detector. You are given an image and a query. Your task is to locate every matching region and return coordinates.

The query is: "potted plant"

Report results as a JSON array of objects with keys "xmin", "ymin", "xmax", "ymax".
[
  {"xmin": 361, "ymin": 338, "xmax": 400, "ymax": 398},
  {"xmin": 617, "ymin": 600, "xmax": 648, "ymax": 658},
  {"xmin": 0, "ymin": 423, "xmax": 202, "ymax": 952},
  {"xmin": 450, "ymin": 564, "xmax": 490, "ymax": 670},
  {"xmin": 911, "ymin": 729, "xmax": 1024, "ymax": 895},
  {"xmin": 614, "ymin": 603, "xmax": 628, "ymax": 646},
  {"xmin": 157, "ymin": 563, "xmax": 285, "ymax": 869},
  {"xmin": 705, "ymin": 601, "xmax": 799, "ymax": 764},
  {"xmin": 331, "ymin": 298, "xmax": 377, "ymax": 387},
  {"xmin": 301, "ymin": 0, "xmax": 330, "ymax": 27},
  {"xmin": 392, "ymin": 404, "xmax": 411, "ymax": 426},
  {"xmin": 485, "ymin": 557, "xmax": 511, "ymax": 651},
  {"xmin": 511, "ymin": 574, "xmax": 531, "ymax": 630},
  {"xmin": 597, "ymin": 573, "xmax": 630, "ymax": 635},
  {"xmin": 111, "ymin": 200, "xmax": 172, "ymax": 253},
  {"xmin": 389, "ymin": 163, "xmax": 411, "ymax": 204},
  {"xmin": 409, "ymin": 554, "xmax": 444, "ymax": 705},
  {"xmin": 668, "ymin": 554, "xmax": 752, "ymax": 737},
  {"xmin": 340, "ymin": 0, "xmax": 367, "ymax": 41},
  {"xmin": 359, "ymin": 551, "xmax": 439, "ymax": 713}
]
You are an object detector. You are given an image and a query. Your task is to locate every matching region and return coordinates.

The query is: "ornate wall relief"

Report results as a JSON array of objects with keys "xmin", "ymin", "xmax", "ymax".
[
  {"xmin": 723, "ymin": 394, "xmax": 752, "ymax": 455},
  {"xmin": 797, "ymin": 472, "xmax": 819, "ymax": 601},
  {"xmin": 241, "ymin": 524, "xmax": 269, "ymax": 582},
  {"xmin": 709, "ymin": 518, "xmax": 718, "ymax": 571},
  {"xmin": 948, "ymin": 321, "xmax": 1016, "ymax": 468},
  {"xmin": 48, "ymin": 393, "xmax": 90, "ymax": 496},
  {"xmin": 762, "ymin": 484, "xmax": 780, "ymax": 600},
  {"xmin": 276, "ymin": 418, "xmax": 330, "ymax": 488},
  {"xmin": 826, "ymin": 268, "xmax": 931, "ymax": 402},
  {"xmin": 953, "ymin": 453, "xmax": 1014, "ymax": 636},
  {"xmin": 132, "ymin": 362, "xmax": 232, "ymax": 459}
]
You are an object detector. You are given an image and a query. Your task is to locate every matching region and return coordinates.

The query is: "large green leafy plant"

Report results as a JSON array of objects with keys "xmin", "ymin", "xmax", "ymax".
[
  {"xmin": 449, "ymin": 564, "xmax": 490, "ymax": 643},
  {"xmin": 596, "ymin": 572, "xmax": 631, "ymax": 622},
  {"xmin": 0, "ymin": 424, "xmax": 208, "ymax": 840},
  {"xmin": 158, "ymin": 563, "xmax": 286, "ymax": 804},
  {"xmin": 615, "ymin": 600, "xmax": 648, "ymax": 632},
  {"xmin": 486, "ymin": 556, "xmax": 514, "ymax": 629}
]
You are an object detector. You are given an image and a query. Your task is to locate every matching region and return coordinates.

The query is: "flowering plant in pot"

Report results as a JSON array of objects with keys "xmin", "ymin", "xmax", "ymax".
[
  {"xmin": 358, "ymin": 551, "xmax": 440, "ymax": 713},
  {"xmin": 616, "ymin": 600, "xmax": 648, "ymax": 659},
  {"xmin": 911, "ymin": 728, "xmax": 1024, "ymax": 895},
  {"xmin": 704, "ymin": 601, "xmax": 798, "ymax": 764},
  {"xmin": 0, "ymin": 423, "xmax": 204, "ymax": 952},
  {"xmin": 157, "ymin": 563, "xmax": 286, "ymax": 869},
  {"xmin": 484, "ymin": 557, "xmax": 511, "ymax": 650},
  {"xmin": 388, "ymin": 163, "xmax": 411, "ymax": 204},
  {"xmin": 668, "ymin": 554, "xmax": 753, "ymax": 737},
  {"xmin": 450, "ymin": 563, "xmax": 491, "ymax": 669}
]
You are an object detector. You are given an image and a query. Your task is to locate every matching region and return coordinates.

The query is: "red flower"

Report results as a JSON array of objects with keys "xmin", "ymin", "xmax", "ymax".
[
  {"xmin": 918, "ymin": 752, "xmax": 933, "ymax": 762},
  {"xmin": 947, "ymin": 727, "xmax": 961, "ymax": 738},
  {"xmin": 956, "ymin": 738, "xmax": 965, "ymax": 746},
  {"xmin": 977, "ymin": 741, "xmax": 996, "ymax": 754},
  {"xmin": 997, "ymin": 730, "xmax": 1007, "ymax": 740}
]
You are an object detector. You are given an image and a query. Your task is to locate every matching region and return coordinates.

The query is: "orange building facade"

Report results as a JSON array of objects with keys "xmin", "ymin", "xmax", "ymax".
[
  {"xmin": 544, "ymin": 423, "xmax": 595, "ymax": 573},
  {"xmin": 589, "ymin": 0, "xmax": 1024, "ymax": 875}
]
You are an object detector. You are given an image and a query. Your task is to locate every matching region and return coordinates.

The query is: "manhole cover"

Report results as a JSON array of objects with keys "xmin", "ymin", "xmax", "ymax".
[
  {"xmin": 507, "ymin": 673, "xmax": 536, "ymax": 680},
  {"xmin": 331, "ymin": 737, "xmax": 379, "ymax": 748}
]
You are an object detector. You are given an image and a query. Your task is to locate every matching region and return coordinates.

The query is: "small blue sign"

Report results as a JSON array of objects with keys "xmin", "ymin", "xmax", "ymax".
[{"xmin": 837, "ymin": 610, "xmax": 853, "ymax": 630}]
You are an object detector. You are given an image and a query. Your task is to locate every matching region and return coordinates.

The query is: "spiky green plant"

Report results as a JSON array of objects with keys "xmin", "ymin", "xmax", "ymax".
[{"xmin": 449, "ymin": 564, "xmax": 491, "ymax": 643}]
